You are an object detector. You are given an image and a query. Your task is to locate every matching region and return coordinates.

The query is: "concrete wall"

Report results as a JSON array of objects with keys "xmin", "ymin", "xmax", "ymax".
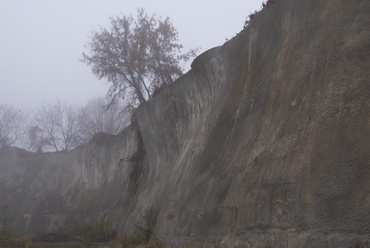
[{"xmin": 1, "ymin": 0, "xmax": 370, "ymax": 246}]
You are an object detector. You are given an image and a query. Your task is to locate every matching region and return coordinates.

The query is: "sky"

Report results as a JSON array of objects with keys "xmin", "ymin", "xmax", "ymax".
[{"xmin": 0, "ymin": 0, "xmax": 263, "ymax": 109}]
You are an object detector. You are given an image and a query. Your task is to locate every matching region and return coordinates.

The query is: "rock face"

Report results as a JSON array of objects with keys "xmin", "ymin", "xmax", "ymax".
[{"xmin": 1, "ymin": 0, "xmax": 370, "ymax": 247}]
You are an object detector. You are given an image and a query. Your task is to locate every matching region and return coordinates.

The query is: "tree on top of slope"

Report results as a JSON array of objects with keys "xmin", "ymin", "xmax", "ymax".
[{"xmin": 81, "ymin": 8, "xmax": 199, "ymax": 109}]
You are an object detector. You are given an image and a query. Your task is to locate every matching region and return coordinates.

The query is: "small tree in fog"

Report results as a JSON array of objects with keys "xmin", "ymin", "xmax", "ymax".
[
  {"xmin": 0, "ymin": 104, "xmax": 28, "ymax": 149},
  {"xmin": 24, "ymin": 125, "xmax": 45, "ymax": 152},
  {"xmin": 80, "ymin": 97, "xmax": 130, "ymax": 143},
  {"xmin": 81, "ymin": 8, "xmax": 199, "ymax": 108},
  {"xmin": 33, "ymin": 101, "xmax": 83, "ymax": 151}
]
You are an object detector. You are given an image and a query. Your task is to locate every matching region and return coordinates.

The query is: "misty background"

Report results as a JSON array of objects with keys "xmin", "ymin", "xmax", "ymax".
[
  {"xmin": 0, "ymin": 0, "xmax": 265, "ymax": 150},
  {"xmin": 1, "ymin": 0, "xmax": 263, "ymax": 108}
]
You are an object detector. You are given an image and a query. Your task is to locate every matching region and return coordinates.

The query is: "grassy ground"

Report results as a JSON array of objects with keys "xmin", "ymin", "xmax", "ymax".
[{"xmin": 40, "ymin": 243, "xmax": 111, "ymax": 248}]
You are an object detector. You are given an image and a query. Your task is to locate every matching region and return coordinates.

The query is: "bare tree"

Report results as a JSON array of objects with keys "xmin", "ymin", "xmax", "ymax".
[
  {"xmin": 80, "ymin": 97, "xmax": 130, "ymax": 143},
  {"xmin": 0, "ymin": 104, "xmax": 28, "ymax": 149},
  {"xmin": 81, "ymin": 8, "xmax": 199, "ymax": 108},
  {"xmin": 33, "ymin": 101, "xmax": 83, "ymax": 151}
]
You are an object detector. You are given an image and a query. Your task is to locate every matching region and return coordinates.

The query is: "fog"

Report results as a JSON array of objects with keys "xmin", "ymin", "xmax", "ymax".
[{"xmin": 0, "ymin": 0, "xmax": 263, "ymax": 109}]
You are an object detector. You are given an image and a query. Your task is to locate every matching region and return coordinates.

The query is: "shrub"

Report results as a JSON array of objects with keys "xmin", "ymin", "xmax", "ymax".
[
  {"xmin": 80, "ymin": 220, "xmax": 116, "ymax": 244},
  {"xmin": 15, "ymin": 234, "xmax": 41, "ymax": 248},
  {"xmin": 117, "ymin": 230, "xmax": 165, "ymax": 248},
  {"xmin": 142, "ymin": 202, "xmax": 158, "ymax": 235},
  {"xmin": 243, "ymin": 0, "xmax": 275, "ymax": 29},
  {"xmin": 0, "ymin": 205, "xmax": 15, "ymax": 247},
  {"xmin": 115, "ymin": 202, "xmax": 164, "ymax": 248},
  {"xmin": 0, "ymin": 205, "xmax": 40, "ymax": 248},
  {"xmin": 350, "ymin": 240, "xmax": 369, "ymax": 248},
  {"xmin": 118, "ymin": 230, "xmax": 147, "ymax": 248}
]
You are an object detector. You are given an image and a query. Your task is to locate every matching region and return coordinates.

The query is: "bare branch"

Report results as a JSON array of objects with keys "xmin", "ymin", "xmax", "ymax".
[{"xmin": 0, "ymin": 104, "xmax": 28, "ymax": 149}]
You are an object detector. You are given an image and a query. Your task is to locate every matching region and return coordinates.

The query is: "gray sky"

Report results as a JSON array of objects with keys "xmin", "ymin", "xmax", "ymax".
[{"xmin": 0, "ymin": 0, "xmax": 263, "ymax": 109}]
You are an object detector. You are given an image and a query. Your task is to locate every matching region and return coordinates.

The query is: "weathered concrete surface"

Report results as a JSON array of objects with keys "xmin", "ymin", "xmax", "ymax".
[
  {"xmin": 1, "ymin": 0, "xmax": 370, "ymax": 247},
  {"xmin": 0, "ymin": 128, "xmax": 143, "ymax": 233}
]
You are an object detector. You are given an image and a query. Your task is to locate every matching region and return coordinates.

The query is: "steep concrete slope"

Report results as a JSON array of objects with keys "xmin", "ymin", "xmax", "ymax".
[
  {"xmin": 135, "ymin": 0, "xmax": 370, "ymax": 246},
  {"xmin": 1, "ymin": 0, "xmax": 370, "ymax": 247},
  {"xmin": 0, "ymin": 129, "xmax": 142, "ymax": 233}
]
